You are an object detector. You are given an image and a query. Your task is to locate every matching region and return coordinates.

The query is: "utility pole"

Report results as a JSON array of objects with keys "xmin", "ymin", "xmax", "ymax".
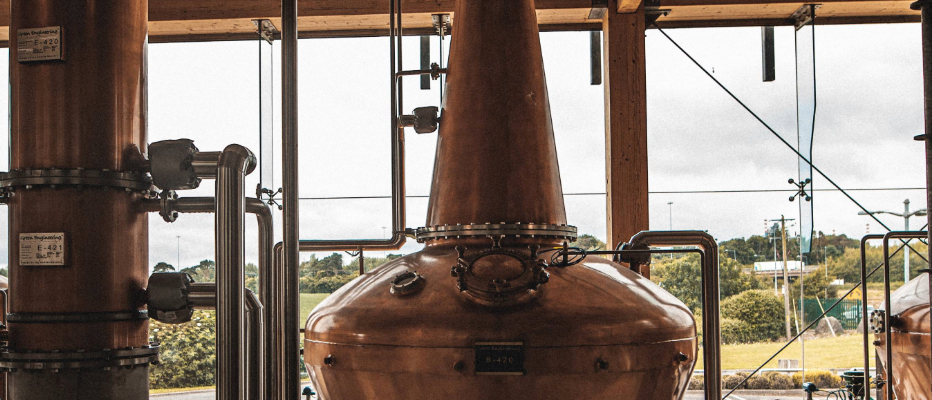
[
  {"xmin": 176, "ymin": 235, "xmax": 181, "ymax": 269},
  {"xmin": 771, "ymin": 215, "xmax": 796, "ymax": 341},
  {"xmin": 858, "ymin": 199, "xmax": 928, "ymax": 283},
  {"xmin": 667, "ymin": 201, "xmax": 673, "ymax": 230}
]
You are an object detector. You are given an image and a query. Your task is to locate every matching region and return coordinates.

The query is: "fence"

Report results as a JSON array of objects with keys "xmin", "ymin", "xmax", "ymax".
[{"xmin": 799, "ymin": 298, "xmax": 862, "ymax": 331}]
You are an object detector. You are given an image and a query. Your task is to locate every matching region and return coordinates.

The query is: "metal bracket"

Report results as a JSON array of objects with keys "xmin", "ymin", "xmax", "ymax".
[
  {"xmin": 791, "ymin": 4, "xmax": 820, "ymax": 30},
  {"xmin": 645, "ymin": 8, "xmax": 671, "ymax": 25},
  {"xmin": 252, "ymin": 19, "xmax": 279, "ymax": 44},
  {"xmin": 789, "ymin": 178, "xmax": 812, "ymax": 202},
  {"xmin": 257, "ymin": 185, "xmax": 283, "ymax": 210},
  {"xmin": 588, "ymin": 0, "xmax": 608, "ymax": 20},
  {"xmin": 432, "ymin": 14, "xmax": 452, "ymax": 37}
]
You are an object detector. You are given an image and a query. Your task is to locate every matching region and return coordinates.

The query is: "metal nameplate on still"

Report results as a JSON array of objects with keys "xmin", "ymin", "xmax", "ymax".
[
  {"xmin": 475, "ymin": 341, "xmax": 525, "ymax": 375},
  {"xmin": 17, "ymin": 26, "xmax": 64, "ymax": 62},
  {"xmin": 20, "ymin": 233, "xmax": 66, "ymax": 266}
]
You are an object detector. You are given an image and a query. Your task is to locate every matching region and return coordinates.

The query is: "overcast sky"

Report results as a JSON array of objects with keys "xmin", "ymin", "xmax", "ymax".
[{"xmin": 0, "ymin": 22, "xmax": 925, "ymax": 271}]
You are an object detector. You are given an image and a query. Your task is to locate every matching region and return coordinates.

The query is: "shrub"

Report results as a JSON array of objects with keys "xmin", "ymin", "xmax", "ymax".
[
  {"xmin": 149, "ymin": 310, "xmax": 216, "ymax": 389},
  {"xmin": 721, "ymin": 290, "xmax": 784, "ymax": 342},
  {"xmin": 763, "ymin": 371, "xmax": 795, "ymax": 390},
  {"xmin": 745, "ymin": 374, "xmax": 769, "ymax": 390},
  {"xmin": 688, "ymin": 374, "xmax": 704, "ymax": 390},
  {"xmin": 299, "ymin": 273, "xmax": 358, "ymax": 293},
  {"xmin": 721, "ymin": 318, "xmax": 755, "ymax": 344},
  {"xmin": 723, "ymin": 373, "xmax": 749, "ymax": 389},
  {"xmin": 792, "ymin": 370, "xmax": 842, "ymax": 390}
]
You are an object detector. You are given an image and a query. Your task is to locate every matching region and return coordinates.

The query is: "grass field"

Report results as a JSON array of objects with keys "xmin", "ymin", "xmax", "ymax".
[
  {"xmin": 300, "ymin": 293, "xmax": 330, "ymax": 319},
  {"xmin": 697, "ymin": 334, "xmax": 876, "ymax": 371}
]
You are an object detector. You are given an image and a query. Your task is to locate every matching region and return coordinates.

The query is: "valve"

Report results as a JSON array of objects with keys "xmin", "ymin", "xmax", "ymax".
[
  {"xmin": 149, "ymin": 139, "xmax": 202, "ymax": 191},
  {"xmin": 399, "ymin": 106, "xmax": 440, "ymax": 134}
]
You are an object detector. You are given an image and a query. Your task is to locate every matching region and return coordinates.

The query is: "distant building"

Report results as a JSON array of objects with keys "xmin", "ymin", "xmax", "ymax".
[
  {"xmin": 750, "ymin": 260, "xmax": 818, "ymax": 277},
  {"xmin": 754, "ymin": 260, "xmax": 805, "ymax": 272}
]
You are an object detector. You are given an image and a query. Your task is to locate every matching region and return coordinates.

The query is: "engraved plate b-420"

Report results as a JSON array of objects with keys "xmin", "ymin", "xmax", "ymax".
[
  {"xmin": 17, "ymin": 26, "xmax": 63, "ymax": 62},
  {"xmin": 20, "ymin": 233, "xmax": 66, "ymax": 266},
  {"xmin": 475, "ymin": 342, "xmax": 525, "ymax": 375}
]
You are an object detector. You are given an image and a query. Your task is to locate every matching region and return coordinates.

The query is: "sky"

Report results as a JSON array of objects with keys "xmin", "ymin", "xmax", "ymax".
[{"xmin": 0, "ymin": 22, "xmax": 926, "ymax": 271}]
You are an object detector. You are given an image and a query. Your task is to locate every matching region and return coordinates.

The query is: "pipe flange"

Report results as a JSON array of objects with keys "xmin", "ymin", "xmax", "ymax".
[
  {"xmin": 6, "ymin": 310, "xmax": 149, "ymax": 324},
  {"xmin": 415, "ymin": 223, "xmax": 577, "ymax": 243},
  {"xmin": 0, "ymin": 345, "xmax": 160, "ymax": 371},
  {"xmin": 390, "ymin": 270, "xmax": 426, "ymax": 296},
  {"xmin": 870, "ymin": 309, "xmax": 886, "ymax": 334},
  {"xmin": 160, "ymin": 190, "xmax": 179, "ymax": 223},
  {"xmin": 0, "ymin": 168, "xmax": 153, "ymax": 193}
]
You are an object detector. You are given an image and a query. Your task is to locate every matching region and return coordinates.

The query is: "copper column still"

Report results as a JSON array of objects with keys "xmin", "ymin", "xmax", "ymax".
[
  {"xmin": 303, "ymin": 0, "xmax": 697, "ymax": 398},
  {"xmin": 3, "ymin": 1, "xmax": 155, "ymax": 399}
]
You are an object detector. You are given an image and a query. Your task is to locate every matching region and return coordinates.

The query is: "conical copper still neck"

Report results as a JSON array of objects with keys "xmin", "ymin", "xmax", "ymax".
[{"xmin": 425, "ymin": 0, "xmax": 567, "ymax": 229}]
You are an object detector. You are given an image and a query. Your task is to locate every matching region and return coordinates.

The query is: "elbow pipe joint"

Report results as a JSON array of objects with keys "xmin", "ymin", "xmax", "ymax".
[{"xmin": 218, "ymin": 144, "xmax": 257, "ymax": 176}]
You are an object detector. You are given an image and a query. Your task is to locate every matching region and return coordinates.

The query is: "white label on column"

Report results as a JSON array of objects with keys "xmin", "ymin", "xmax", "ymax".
[
  {"xmin": 20, "ymin": 233, "xmax": 66, "ymax": 266},
  {"xmin": 17, "ymin": 26, "xmax": 63, "ymax": 62}
]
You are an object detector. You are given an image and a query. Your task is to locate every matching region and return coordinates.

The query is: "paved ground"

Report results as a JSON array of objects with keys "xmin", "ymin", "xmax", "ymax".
[{"xmin": 684, "ymin": 390, "xmax": 807, "ymax": 400}]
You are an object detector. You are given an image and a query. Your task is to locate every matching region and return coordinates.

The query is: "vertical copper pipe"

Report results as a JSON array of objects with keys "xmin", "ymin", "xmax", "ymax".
[
  {"xmin": 8, "ymin": 0, "xmax": 149, "ymax": 353},
  {"xmin": 8, "ymin": 1, "xmax": 149, "ymax": 398}
]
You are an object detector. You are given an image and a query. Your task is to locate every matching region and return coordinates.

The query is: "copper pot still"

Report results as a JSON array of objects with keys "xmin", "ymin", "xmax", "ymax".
[
  {"xmin": 303, "ymin": 0, "xmax": 697, "ymax": 399},
  {"xmin": 875, "ymin": 273, "xmax": 931, "ymax": 400}
]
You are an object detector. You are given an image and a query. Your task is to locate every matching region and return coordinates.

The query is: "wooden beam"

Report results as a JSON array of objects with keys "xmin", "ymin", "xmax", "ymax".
[
  {"xmin": 618, "ymin": 0, "xmax": 643, "ymax": 13},
  {"xmin": 603, "ymin": 0, "xmax": 649, "ymax": 275},
  {"xmin": 147, "ymin": 0, "xmax": 590, "ymax": 21}
]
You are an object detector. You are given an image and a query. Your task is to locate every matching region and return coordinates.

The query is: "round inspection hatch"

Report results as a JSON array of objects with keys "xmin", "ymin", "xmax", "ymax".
[{"xmin": 390, "ymin": 270, "xmax": 426, "ymax": 296}]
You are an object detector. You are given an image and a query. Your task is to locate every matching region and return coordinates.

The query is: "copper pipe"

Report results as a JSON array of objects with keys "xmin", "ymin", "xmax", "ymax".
[{"xmin": 625, "ymin": 231, "xmax": 721, "ymax": 400}]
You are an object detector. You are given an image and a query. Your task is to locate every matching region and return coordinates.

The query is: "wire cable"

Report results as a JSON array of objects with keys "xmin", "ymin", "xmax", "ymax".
[{"xmin": 653, "ymin": 24, "xmax": 929, "ymax": 264}]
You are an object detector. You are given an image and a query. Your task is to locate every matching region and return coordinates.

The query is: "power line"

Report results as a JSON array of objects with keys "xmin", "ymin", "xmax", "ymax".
[
  {"xmin": 653, "ymin": 25, "xmax": 929, "ymax": 264},
  {"xmin": 290, "ymin": 187, "xmax": 924, "ymax": 201}
]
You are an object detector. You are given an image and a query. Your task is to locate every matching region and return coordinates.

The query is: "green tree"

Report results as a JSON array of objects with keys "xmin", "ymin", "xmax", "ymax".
[
  {"xmin": 180, "ymin": 260, "xmax": 216, "ymax": 282},
  {"xmin": 651, "ymin": 254, "xmax": 760, "ymax": 313},
  {"xmin": 149, "ymin": 310, "xmax": 216, "ymax": 389},
  {"xmin": 719, "ymin": 238, "xmax": 758, "ymax": 265},
  {"xmin": 245, "ymin": 263, "xmax": 259, "ymax": 293},
  {"xmin": 827, "ymin": 242, "xmax": 928, "ymax": 285},
  {"xmin": 789, "ymin": 267, "xmax": 838, "ymax": 299},
  {"xmin": 345, "ymin": 254, "xmax": 402, "ymax": 274},
  {"xmin": 153, "ymin": 262, "xmax": 175, "ymax": 273},
  {"xmin": 572, "ymin": 234, "xmax": 607, "ymax": 251}
]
